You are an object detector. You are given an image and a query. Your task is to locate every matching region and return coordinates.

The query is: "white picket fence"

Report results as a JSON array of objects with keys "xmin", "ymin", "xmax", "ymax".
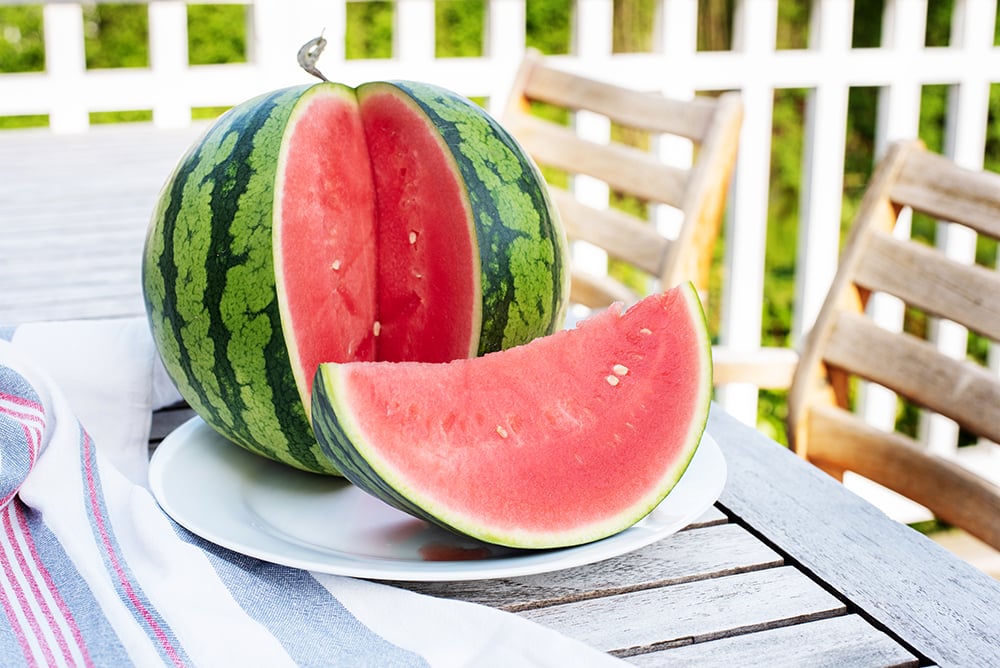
[{"xmin": 3, "ymin": 0, "xmax": 1000, "ymax": 498}]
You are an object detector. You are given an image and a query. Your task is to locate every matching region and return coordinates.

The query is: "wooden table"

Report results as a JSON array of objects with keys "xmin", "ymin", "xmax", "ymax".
[
  {"xmin": 151, "ymin": 402, "xmax": 1000, "ymax": 667},
  {"xmin": 0, "ymin": 124, "xmax": 206, "ymax": 325}
]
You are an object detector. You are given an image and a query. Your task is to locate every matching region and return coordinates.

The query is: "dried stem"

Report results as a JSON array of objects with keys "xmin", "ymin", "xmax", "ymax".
[{"xmin": 298, "ymin": 33, "xmax": 329, "ymax": 82}]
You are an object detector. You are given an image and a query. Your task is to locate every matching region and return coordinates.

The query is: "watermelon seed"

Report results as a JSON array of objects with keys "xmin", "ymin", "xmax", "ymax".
[
  {"xmin": 496, "ymin": 425, "xmax": 509, "ymax": 438},
  {"xmin": 331, "ymin": 259, "xmax": 342, "ymax": 271},
  {"xmin": 613, "ymin": 364, "xmax": 629, "ymax": 376},
  {"xmin": 373, "ymin": 321, "xmax": 381, "ymax": 337},
  {"xmin": 639, "ymin": 328, "xmax": 652, "ymax": 335},
  {"xmin": 605, "ymin": 375, "xmax": 620, "ymax": 387},
  {"xmin": 409, "ymin": 231, "xmax": 418, "ymax": 245}
]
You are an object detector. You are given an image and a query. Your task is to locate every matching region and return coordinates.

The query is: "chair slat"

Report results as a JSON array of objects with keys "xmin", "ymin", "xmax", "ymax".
[
  {"xmin": 548, "ymin": 188, "xmax": 667, "ymax": 275},
  {"xmin": 823, "ymin": 311, "xmax": 1000, "ymax": 444},
  {"xmin": 891, "ymin": 149, "xmax": 1000, "ymax": 238},
  {"xmin": 519, "ymin": 62, "xmax": 716, "ymax": 139},
  {"xmin": 807, "ymin": 404, "xmax": 1000, "ymax": 549},
  {"xmin": 507, "ymin": 114, "xmax": 688, "ymax": 206},
  {"xmin": 855, "ymin": 231, "xmax": 1000, "ymax": 340},
  {"xmin": 569, "ymin": 271, "xmax": 638, "ymax": 307},
  {"xmin": 788, "ymin": 140, "xmax": 1000, "ymax": 551}
]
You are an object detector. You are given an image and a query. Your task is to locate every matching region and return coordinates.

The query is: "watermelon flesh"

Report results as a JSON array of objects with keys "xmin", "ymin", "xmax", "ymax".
[
  {"xmin": 311, "ymin": 283, "xmax": 713, "ymax": 549},
  {"xmin": 276, "ymin": 83, "xmax": 481, "ymax": 416}
]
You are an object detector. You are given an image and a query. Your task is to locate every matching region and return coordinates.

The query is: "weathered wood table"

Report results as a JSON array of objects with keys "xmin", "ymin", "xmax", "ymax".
[
  {"xmin": 1, "ymin": 124, "xmax": 206, "ymax": 325},
  {"xmin": 150, "ymin": 401, "xmax": 1000, "ymax": 667},
  {"xmin": 9, "ymin": 123, "xmax": 1000, "ymax": 666}
]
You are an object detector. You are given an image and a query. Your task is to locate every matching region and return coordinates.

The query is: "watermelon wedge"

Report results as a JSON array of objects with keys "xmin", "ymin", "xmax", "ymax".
[{"xmin": 311, "ymin": 283, "xmax": 713, "ymax": 549}]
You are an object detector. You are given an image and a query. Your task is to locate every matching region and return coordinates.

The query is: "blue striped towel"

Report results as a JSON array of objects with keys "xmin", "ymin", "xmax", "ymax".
[{"xmin": 0, "ymin": 318, "xmax": 622, "ymax": 667}]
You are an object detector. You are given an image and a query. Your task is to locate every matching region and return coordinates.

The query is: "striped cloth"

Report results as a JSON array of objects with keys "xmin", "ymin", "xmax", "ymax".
[{"xmin": 0, "ymin": 318, "xmax": 622, "ymax": 667}]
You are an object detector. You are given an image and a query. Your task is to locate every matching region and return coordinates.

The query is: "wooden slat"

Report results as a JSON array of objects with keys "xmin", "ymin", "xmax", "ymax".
[
  {"xmin": 628, "ymin": 614, "xmax": 918, "ymax": 667},
  {"xmin": 518, "ymin": 567, "xmax": 844, "ymax": 657},
  {"xmin": 806, "ymin": 404, "xmax": 1000, "ymax": 550},
  {"xmin": 855, "ymin": 231, "xmax": 1000, "ymax": 340},
  {"xmin": 892, "ymin": 147, "xmax": 1000, "ymax": 238},
  {"xmin": 507, "ymin": 114, "xmax": 688, "ymax": 206},
  {"xmin": 393, "ymin": 522, "xmax": 783, "ymax": 612},
  {"xmin": 709, "ymin": 405, "xmax": 1000, "ymax": 667},
  {"xmin": 549, "ymin": 188, "xmax": 668, "ymax": 274},
  {"xmin": 569, "ymin": 270, "xmax": 638, "ymax": 309},
  {"xmin": 823, "ymin": 311, "xmax": 1000, "ymax": 444},
  {"xmin": 711, "ymin": 345, "xmax": 799, "ymax": 389},
  {"xmin": 519, "ymin": 60, "xmax": 716, "ymax": 140}
]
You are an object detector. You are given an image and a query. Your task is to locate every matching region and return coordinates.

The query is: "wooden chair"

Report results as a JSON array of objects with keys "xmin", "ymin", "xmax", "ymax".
[
  {"xmin": 502, "ymin": 49, "xmax": 743, "ymax": 310},
  {"xmin": 787, "ymin": 139, "xmax": 1000, "ymax": 550}
]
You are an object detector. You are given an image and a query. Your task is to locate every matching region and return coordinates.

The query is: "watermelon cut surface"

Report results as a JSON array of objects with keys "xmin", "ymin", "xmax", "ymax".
[
  {"xmin": 311, "ymin": 283, "xmax": 713, "ymax": 548},
  {"xmin": 143, "ymin": 81, "xmax": 568, "ymax": 474}
]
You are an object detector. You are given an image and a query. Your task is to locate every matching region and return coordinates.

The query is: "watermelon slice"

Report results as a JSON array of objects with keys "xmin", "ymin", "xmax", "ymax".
[{"xmin": 311, "ymin": 284, "xmax": 713, "ymax": 549}]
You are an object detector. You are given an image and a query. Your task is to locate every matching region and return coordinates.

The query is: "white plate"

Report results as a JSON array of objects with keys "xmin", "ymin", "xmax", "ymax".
[{"xmin": 149, "ymin": 417, "xmax": 726, "ymax": 581}]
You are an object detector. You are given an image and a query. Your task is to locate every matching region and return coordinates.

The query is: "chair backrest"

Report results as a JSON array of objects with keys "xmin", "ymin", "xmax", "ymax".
[
  {"xmin": 502, "ymin": 49, "xmax": 743, "ymax": 309},
  {"xmin": 787, "ymin": 139, "xmax": 1000, "ymax": 550}
]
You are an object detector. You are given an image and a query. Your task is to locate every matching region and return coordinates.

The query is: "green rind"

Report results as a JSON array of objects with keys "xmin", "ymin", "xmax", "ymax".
[
  {"xmin": 382, "ymin": 81, "xmax": 570, "ymax": 354},
  {"xmin": 143, "ymin": 85, "xmax": 339, "ymax": 475},
  {"xmin": 311, "ymin": 368, "xmax": 447, "ymax": 526}
]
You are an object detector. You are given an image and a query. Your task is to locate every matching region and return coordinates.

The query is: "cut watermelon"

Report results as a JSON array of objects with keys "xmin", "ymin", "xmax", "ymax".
[
  {"xmin": 143, "ymin": 81, "xmax": 568, "ymax": 475},
  {"xmin": 311, "ymin": 284, "xmax": 713, "ymax": 549}
]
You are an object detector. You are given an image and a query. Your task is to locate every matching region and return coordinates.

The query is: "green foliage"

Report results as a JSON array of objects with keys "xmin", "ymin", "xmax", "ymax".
[
  {"xmin": 188, "ymin": 4, "xmax": 247, "ymax": 65},
  {"xmin": 436, "ymin": 0, "xmax": 483, "ymax": 57},
  {"xmin": 0, "ymin": 6, "xmax": 44, "ymax": 72},
  {"xmin": 526, "ymin": 0, "xmax": 572, "ymax": 53},
  {"xmin": 345, "ymin": 1, "xmax": 393, "ymax": 59},
  {"xmin": 84, "ymin": 4, "xmax": 149, "ymax": 69}
]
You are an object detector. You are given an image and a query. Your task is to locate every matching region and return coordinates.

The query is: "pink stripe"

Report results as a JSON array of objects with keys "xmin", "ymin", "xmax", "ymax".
[
  {"xmin": 0, "ymin": 406, "xmax": 44, "ymax": 508},
  {"xmin": 83, "ymin": 432, "xmax": 186, "ymax": 667},
  {"xmin": 0, "ymin": 550, "xmax": 35, "ymax": 665},
  {"xmin": 2, "ymin": 505, "xmax": 57, "ymax": 666},
  {"xmin": 0, "ymin": 391, "xmax": 44, "ymax": 413},
  {"xmin": 12, "ymin": 502, "xmax": 92, "ymax": 667}
]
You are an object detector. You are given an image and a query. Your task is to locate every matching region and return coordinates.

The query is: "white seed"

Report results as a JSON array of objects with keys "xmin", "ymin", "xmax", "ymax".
[
  {"xmin": 613, "ymin": 363, "xmax": 629, "ymax": 376},
  {"xmin": 639, "ymin": 327, "xmax": 652, "ymax": 335},
  {"xmin": 409, "ymin": 231, "xmax": 418, "ymax": 245},
  {"xmin": 605, "ymin": 375, "xmax": 620, "ymax": 387},
  {"xmin": 331, "ymin": 259, "xmax": 342, "ymax": 271},
  {"xmin": 496, "ymin": 425, "xmax": 508, "ymax": 438},
  {"xmin": 373, "ymin": 321, "xmax": 381, "ymax": 336}
]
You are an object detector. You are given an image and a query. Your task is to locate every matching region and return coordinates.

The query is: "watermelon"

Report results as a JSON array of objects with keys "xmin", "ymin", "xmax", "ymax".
[
  {"xmin": 310, "ymin": 284, "xmax": 712, "ymax": 549},
  {"xmin": 142, "ymin": 81, "xmax": 568, "ymax": 475}
]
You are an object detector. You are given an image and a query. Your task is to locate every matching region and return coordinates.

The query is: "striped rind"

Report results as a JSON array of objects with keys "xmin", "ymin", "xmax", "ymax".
[
  {"xmin": 143, "ymin": 85, "xmax": 339, "ymax": 475},
  {"xmin": 379, "ymin": 81, "xmax": 570, "ymax": 354}
]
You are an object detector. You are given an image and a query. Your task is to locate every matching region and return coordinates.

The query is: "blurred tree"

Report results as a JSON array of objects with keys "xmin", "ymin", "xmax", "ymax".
[
  {"xmin": 0, "ymin": 6, "xmax": 44, "ymax": 72},
  {"xmin": 83, "ymin": 3, "xmax": 148, "ymax": 69},
  {"xmin": 188, "ymin": 4, "xmax": 248, "ymax": 65}
]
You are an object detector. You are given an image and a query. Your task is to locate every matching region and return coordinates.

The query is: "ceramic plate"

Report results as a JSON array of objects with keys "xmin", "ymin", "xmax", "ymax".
[{"xmin": 148, "ymin": 417, "xmax": 726, "ymax": 581}]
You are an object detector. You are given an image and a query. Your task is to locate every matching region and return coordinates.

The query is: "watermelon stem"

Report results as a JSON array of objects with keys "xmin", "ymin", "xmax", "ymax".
[{"xmin": 297, "ymin": 33, "xmax": 329, "ymax": 82}]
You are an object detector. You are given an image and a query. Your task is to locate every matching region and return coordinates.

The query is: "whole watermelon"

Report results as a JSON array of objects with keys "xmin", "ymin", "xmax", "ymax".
[{"xmin": 142, "ymin": 81, "xmax": 569, "ymax": 475}]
